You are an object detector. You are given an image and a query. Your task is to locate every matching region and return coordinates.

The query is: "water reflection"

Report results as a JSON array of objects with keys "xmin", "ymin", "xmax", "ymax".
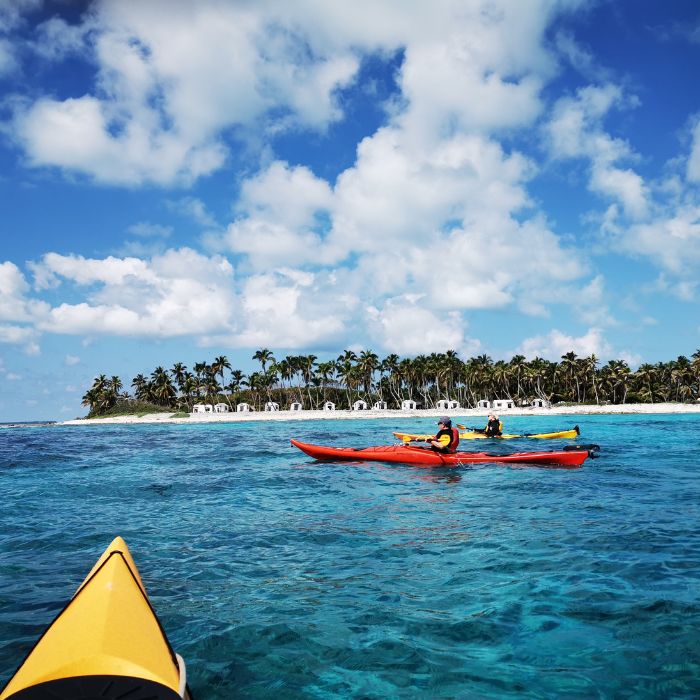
[{"xmin": 412, "ymin": 469, "xmax": 462, "ymax": 485}]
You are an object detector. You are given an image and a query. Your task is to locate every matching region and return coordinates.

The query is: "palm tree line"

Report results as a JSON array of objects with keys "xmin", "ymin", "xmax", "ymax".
[{"xmin": 81, "ymin": 348, "xmax": 700, "ymax": 416}]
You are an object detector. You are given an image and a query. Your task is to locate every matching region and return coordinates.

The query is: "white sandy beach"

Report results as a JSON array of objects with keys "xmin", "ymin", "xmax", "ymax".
[{"xmin": 60, "ymin": 402, "xmax": 700, "ymax": 426}]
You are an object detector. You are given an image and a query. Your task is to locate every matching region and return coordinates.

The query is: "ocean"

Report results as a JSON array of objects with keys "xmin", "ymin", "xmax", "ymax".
[{"xmin": 1, "ymin": 414, "xmax": 699, "ymax": 698}]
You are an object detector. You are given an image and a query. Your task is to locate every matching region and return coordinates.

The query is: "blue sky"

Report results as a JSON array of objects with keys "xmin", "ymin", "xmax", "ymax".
[{"xmin": 1, "ymin": 0, "xmax": 700, "ymax": 421}]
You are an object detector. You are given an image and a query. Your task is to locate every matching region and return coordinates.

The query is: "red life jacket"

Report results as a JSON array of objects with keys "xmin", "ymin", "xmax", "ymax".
[
  {"xmin": 448, "ymin": 426, "xmax": 460, "ymax": 453},
  {"xmin": 433, "ymin": 426, "xmax": 461, "ymax": 453}
]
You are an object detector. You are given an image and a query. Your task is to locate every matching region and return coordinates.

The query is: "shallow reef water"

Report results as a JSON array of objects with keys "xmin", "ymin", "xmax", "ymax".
[{"xmin": 1, "ymin": 414, "xmax": 699, "ymax": 698}]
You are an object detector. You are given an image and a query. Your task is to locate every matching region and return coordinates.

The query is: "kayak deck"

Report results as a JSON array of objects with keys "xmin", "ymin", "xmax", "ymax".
[
  {"xmin": 291, "ymin": 439, "xmax": 591, "ymax": 468},
  {"xmin": 394, "ymin": 426, "xmax": 580, "ymax": 442},
  {"xmin": 0, "ymin": 537, "xmax": 190, "ymax": 700}
]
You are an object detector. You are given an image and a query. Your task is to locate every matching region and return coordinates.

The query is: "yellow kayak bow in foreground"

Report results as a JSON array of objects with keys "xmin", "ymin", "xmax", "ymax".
[
  {"xmin": 1, "ymin": 537, "xmax": 191, "ymax": 700},
  {"xmin": 394, "ymin": 426, "xmax": 580, "ymax": 442}
]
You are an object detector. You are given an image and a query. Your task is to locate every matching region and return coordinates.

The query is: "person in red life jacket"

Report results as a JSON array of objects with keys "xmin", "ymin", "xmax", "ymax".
[{"xmin": 427, "ymin": 416, "xmax": 460, "ymax": 453}]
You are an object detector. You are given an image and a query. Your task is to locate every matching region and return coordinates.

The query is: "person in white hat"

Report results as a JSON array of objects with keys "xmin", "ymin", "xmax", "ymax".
[{"xmin": 485, "ymin": 414, "xmax": 502, "ymax": 437}]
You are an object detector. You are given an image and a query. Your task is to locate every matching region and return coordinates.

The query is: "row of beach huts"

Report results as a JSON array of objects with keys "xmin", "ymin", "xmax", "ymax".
[{"xmin": 191, "ymin": 398, "xmax": 551, "ymax": 414}]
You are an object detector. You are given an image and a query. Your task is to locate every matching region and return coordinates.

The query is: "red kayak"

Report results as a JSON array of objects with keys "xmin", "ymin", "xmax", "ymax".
[{"xmin": 290, "ymin": 439, "xmax": 593, "ymax": 468}]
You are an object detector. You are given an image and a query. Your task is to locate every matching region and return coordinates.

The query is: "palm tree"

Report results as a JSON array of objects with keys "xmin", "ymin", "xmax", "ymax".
[
  {"xmin": 670, "ymin": 356, "xmax": 694, "ymax": 402},
  {"xmin": 336, "ymin": 350, "xmax": 358, "ymax": 407},
  {"xmin": 82, "ymin": 374, "xmax": 120, "ymax": 414},
  {"xmin": 492, "ymin": 360, "xmax": 511, "ymax": 400},
  {"xmin": 82, "ymin": 344, "xmax": 700, "ymax": 416},
  {"xmin": 131, "ymin": 374, "xmax": 150, "ymax": 402},
  {"xmin": 411, "ymin": 355, "xmax": 429, "ymax": 407},
  {"xmin": 253, "ymin": 348, "xmax": 275, "ymax": 374},
  {"xmin": 398, "ymin": 357, "xmax": 420, "ymax": 405},
  {"xmin": 443, "ymin": 350, "xmax": 463, "ymax": 402},
  {"xmin": 193, "ymin": 362, "xmax": 208, "ymax": 399},
  {"xmin": 150, "ymin": 366, "xmax": 176, "ymax": 407},
  {"xmin": 170, "ymin": 362, "xmax": 187, "ymax": 393},
  {"xmin": 299, "ymin": 354, "xmax": 318, "ymax": 407},
  {"xmin": 81, "ymin": 387, "xmax": 100, "ymax": 414},
  {"xmin": 508, "ymin": 355, "xmax": 527, "ymax": 400},
  {"xmin": 525, "ymin": 357, "xmax": 553, "ymax": 403},
  {"xmin": 634, "ymin": 363, "xmax": 659, "ymax": 403},
  {"xmin": 691, "ymin": 349, "xmax": 700, "ymax": 390},
  {"xmin": 263, "ymin": 366, "xmax": 279, "ymax": 405},
  {"xmin": 380, "ymin": 354, "xmax": 400, "ymax": 406},
  {"xmin": 581, "ymin": 354, "xmax": 599, "ymax": 404},
  {"xmin": 275, "ymin": 358, "xmax": 292, "ymax": 393},
  {"xmin": 316, "ymin": 361, "xmax": 336, "ymax": 405},
  {"xmin": 211, "ymin": 356, "xmax": 231, "ymax": 391},
  {"xmin": 558, "ymin": 351, "xmax": 579, "ymax": 402},
  {"xmin": 226, "ymin": 370, "xmax": 245, "ymax": 405},
  {"xmin": 181, "ymin": 374, "xmax": 198, "ymax": 410},
  {"xmin": 109, "ymin": 375, "xmax": 123, "ymax": 397},
  {"xmin": 244, "ymin": 371, "xmax": 264, "ymax": 409},
  {"xmin": 357, "ymin": 349, "xmax": 379, "ymax": 398},
  {"xmin": 600, "ymin": 360, "xmax": 630, "ymax": 404},
  {"xmin": 465, "ymin": 355, "xmax": 493, "ymax": 405}
]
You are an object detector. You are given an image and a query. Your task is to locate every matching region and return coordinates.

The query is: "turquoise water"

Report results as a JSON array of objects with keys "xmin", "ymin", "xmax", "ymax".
[{"xmin": 1, "ymin": 414, "xmax": 699, "ymax": 698}]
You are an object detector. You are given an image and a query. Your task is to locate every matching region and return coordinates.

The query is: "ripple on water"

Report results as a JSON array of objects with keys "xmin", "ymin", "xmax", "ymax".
[{"xmin": 0, "ymin": 416, "xmax": 700, "ymax": 698}]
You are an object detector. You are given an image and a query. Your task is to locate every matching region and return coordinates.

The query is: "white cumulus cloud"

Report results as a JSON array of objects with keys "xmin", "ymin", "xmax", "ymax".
[
  {"xmin": 616, "ymin": 205, "xmax": 700, "ymax": 281},
  {"xmin": 687, "ymin": 115, "xmax": 700, "ymax": 183},
  {"xmin": 10, "ymin": 1, "xmax": 364, "ymax": 185},
  {"xmin": 517, "ymin": 327, "xmax": 614, "ymax": 361},
  {"xmin": 223, "ymin": 162, "xmax": 334, "ymax": 269},
  {"xmin": 0, "ymin": 325, "xmax": 40, "ymax": 355},
  {"xmin": 544, "ymin": 84, "xmax": 648, "ymax": 219},
  {"xmin": 366, "ymin": 299, "xmax": 473, "ymax": 356},
  {"xmin": 30, "ymin": 248, "xmax": 237, "ymax": 338}
]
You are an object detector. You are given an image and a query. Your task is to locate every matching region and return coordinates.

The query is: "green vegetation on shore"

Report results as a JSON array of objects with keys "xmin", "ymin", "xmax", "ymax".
[
  {"xmin": 82, "ymin": 401, "xmax": 174, "ymax": 419},
  {"xmin": 81, "ymin": 349, "xmax": 700, "ymax": 418}
]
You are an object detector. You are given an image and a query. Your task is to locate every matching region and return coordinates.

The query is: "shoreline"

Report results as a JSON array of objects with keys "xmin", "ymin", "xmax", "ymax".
[{"xmin": 59, "ymin": 402, "xmax": 700, "ymax": 425}]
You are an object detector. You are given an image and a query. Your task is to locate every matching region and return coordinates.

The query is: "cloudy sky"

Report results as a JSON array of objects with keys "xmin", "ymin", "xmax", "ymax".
[{"xmin": 1, "ymin": 0, "xmax": 699, "ymax": 421}]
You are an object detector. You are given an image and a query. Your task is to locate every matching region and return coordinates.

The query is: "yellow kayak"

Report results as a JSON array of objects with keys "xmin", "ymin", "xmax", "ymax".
[
  {"xmin": 1, "ymin": 537, "xmax": 191, "ymax": 700},
  {"xmin": 394, "ymin": 426, "xmax": 580, "ymax": 442}
]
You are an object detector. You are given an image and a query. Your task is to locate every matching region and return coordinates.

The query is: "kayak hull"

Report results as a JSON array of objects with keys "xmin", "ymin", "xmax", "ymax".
[
  {"xmin": 291, "ymin": 439, "xmax": 590, "ymax": 468},
  {"xmin": 0, "ymin": 537, "xmax": 189, "ymax": 700},
  {"xmin": 4, "ymin": 676, "xmax": 182, "ymax": 700},
  {"xmin": 393, "ymin": 427, "xmax": 580, "ymax": 441}
]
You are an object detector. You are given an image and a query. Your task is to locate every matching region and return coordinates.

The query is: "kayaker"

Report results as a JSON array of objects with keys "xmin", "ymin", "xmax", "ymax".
[
  {"xmin": 472, "ymin": 414, "xmax": 503, "ymax": 437},
  {"xmin": 427, "ymin": 416, "xmax": 460, "ymax": 453},
  {"xmin": 486, "ymin": 414, "xmax": 503, "ymax": 436}
]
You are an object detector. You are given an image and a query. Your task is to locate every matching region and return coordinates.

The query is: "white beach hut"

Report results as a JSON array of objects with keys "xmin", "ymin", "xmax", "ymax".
[
  {"xmin": 373, "ymin": 401, "xmax": 388, "ymax": 410},
  {"xmin": 352, "ymin": 400, "xmax": 368, "ymax": 411},
  {"xmin": 236, "ymin": 402, "xmax": 252, "ymax": 412},
  {"xmin": 290, "ymin": 402, "xmax": 303, "ymax": 411},
  {"xmin": 214, "ymin": 403, "xmax": 229, "ymax": 413},
  {"xmin": 264, "ymin": 402, "xmax": 280, "ymax": 412},
  {"xmin": 493, "ymin": 399, "xmax": 514, "ymax": 410},
  {"xmin": 477, "ymin": 400, "xmax": 491, "ymax": 410},
  {"xmin": 436, "ymin": 399, "xmax": 460, "ymax": 410},
  {"xmin": 401, "ymin": 399, "xmax": 417, "ymax": 410},
  {"xmin": 531, "ymin": 399, "xmax": 551, "ymax": 408},
  {"xmin": 192, "ymin": 403, "xmax": 213, "ymax": 414},
  {"xmin": 323, "ymin": 401, "xmax": 336, "ymax": 411}
]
